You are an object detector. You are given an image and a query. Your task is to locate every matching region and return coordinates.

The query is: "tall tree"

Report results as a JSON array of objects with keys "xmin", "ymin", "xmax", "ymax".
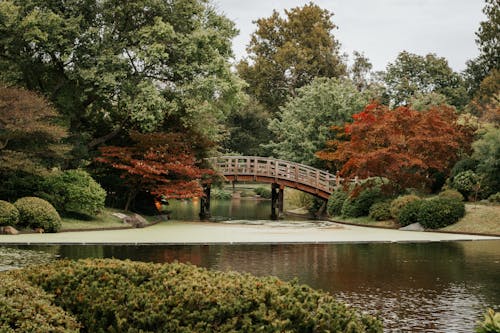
[
  {"xmin": 266, "ymin": 78, "xmax": 368, "ymax": 167},
  {"xmin": 96, "ymin": 131, "xmax": 213, "ymax": 211},
  {"xmin": 237, "ymin": 3, "xmax": 346, "ymax": 114},
  {"xmin": 349, "ymin": 51, "xmax": 373, "ymax": 92},
  {"xmin": 0, "ymin": 0, "xmax": 240, "ymax": 156},
  {"xmin": 382, "ymin": 51, "xmax": 468, "ymax": 109},
  {"xmin": 317, "ymin": 103, "xmax": 475, "ymax": 192}
]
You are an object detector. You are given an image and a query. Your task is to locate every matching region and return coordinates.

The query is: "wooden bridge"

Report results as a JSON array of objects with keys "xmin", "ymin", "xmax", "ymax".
[{"xmin": 201, "ymin": 156, "xmax": 343, "ymax": 219}]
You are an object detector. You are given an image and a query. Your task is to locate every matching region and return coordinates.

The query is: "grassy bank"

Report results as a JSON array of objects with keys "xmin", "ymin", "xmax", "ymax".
[{"xmin": 61, "ymin": 208, "xmax": 156, "ymax": 231}]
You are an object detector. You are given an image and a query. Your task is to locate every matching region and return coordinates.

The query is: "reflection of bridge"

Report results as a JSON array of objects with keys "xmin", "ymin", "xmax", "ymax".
[{"xmin": 201, "ymin": 156, "xmax": 342, "ymax": 219}]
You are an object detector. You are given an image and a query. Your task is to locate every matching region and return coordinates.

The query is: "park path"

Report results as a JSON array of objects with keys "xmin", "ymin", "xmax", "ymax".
[{"xmin": 0, "ymin": 221, "xmax": 497, "ymax": 244}]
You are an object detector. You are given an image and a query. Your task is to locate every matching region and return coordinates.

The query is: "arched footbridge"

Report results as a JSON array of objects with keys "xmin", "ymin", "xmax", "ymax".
[{"xmin": 201, "ymin": 156, "xmax": 346, "ymax": 219}]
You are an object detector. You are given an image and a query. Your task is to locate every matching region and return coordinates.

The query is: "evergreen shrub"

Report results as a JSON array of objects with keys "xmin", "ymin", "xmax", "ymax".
[
  {"xmin": 0, "ymin": 200, "xmax": 19, "ymax": 227},
  {"xmin": 488, "ymin": 192, "xmax": 500, "ymax": 203},
  {"xmin": 341, "ymin": 186, "xmax": 384, "ymax": 217},
  {"xmin": 438, "ymin": 189, "xmax": 464, "ymax": 201},
  {"xmin": 14, "ymin": 197, "xmax": 61, "ymax": 232},
  {"xmin": 451, "ymin": 170, "xmax": 481, "ymax": 199},
  {"xmin": 397, "ymin": 199, "xmax": 424, "ymax": 227},
  {"xmin": 40, "ymin": 170, "xmax": 106, "ymax": 216},
  {"xmin": 416, "ymin": 197, "xmax": 465, "ymax": 229},
  {"xmin": 369, "ymin": 202, "xmax": 392, "ymax": 221},
  {"xmin": 254, "ymin": 186, "xmax": 272, "ymax": 199},
  {"xmin": 327, "ymin": 190, "xmax": 348, "ymax": 216},
  {"xmin": 390, "ymin": 195, "xmax": 421, "ymax": 221},
  {"xmin": 18, "ymin": 259, "xmax": 383, "ymax": 333},
  {"xmin": 0, "ymin": 273, "xmax": 80, "ymax": 332}
]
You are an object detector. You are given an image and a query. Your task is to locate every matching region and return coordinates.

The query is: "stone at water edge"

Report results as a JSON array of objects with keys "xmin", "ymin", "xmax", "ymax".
[
  {"xmin": 399, "ymin": 223, "xmax": 425, "ymax": 231},
  {"xmin": 124, "ymin": 214, "xmax": 149, "ymax": 228},
  {"xmin": 0, "ymin": 226, "xmax": 19, "ymax": 235},
  {"xmin": 111, "ymin": 212, "xmax": 129, "ymax": 220}
]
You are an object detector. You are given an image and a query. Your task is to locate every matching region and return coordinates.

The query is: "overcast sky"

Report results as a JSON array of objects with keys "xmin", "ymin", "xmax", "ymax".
[{"xmin": 213, "ymin": 0, "xmax": 486, "ymax": 72}]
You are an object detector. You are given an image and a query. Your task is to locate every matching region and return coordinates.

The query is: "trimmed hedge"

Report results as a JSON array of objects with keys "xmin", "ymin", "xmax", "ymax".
[
  {"xmin": 0, "ymin": 200, "xmax": 19, "ymax": 227},
  {"xmin": 390, "ymin": 194, "xmax": 421, "ymax": 221},
  {"xmin": 398, "ymin": 197, "xmax": 465, "ymax": 229},
  {"xmin": 438, "ymin": 189, "xmax": 464, "ymax": 201},
  {"xmin": 40, "ymin": 170, "xmax": 106, "ymax": 216},
  {"xmin": 341, "ymin": 187, "xmax": 384, "ymax": 218},
  {"xmin": 13, "ymin": 197, "xmax": 61, "ymax": 232},
  {"xmin": 327, "ymin": 190, "xmax": 348, "ymax": 216},
  {"xmin": 18, "ymin": 259, "xmax": 383, "ymax": 333},
  {"xmin": 0, "ymin": 273, "xmax": 80, "ymax": 332},
  {"xmin": 369, "ymin": 202, "xmax": 392, "ymax": 221}
]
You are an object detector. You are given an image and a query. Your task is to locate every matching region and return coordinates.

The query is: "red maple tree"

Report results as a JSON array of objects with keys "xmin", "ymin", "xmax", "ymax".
[
  {"xmin": 316, "ymin": 103, "xmax": 474, "ymax": 192},
  {"xmin": 96, "ymin": 131, "xmax": 214, "ymax": 210}
]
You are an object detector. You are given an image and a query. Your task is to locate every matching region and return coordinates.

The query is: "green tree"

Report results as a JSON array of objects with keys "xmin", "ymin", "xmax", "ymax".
[
  {"xmin": 349, "ymin": 51, "xmax": 373, "ymax": 91},
  {"xmin": 472, "ymin": 125, "xmax": 500, "ymax": 196},
  {"xmin": 0, "ymin": 0, "xmax": 240, "ymax": 156},
  {"xmin": 382, "ymin": 51, "xmax": 468, "ymax": 109},
  {"xmin": 237, "ymin": 3, "xmax": 346, "ymax": 114},
  {"xmin": 266, "ymin": 78, "xmax": 367, "ymax": 167}
]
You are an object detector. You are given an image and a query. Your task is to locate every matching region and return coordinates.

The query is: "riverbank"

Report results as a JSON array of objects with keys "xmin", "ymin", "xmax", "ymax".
[{"xmin": 0, "ymin": 220, "xmax": 498, "ymax": 244}]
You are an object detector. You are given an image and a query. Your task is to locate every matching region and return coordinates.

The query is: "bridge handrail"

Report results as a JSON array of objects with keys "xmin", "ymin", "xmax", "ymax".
[{"xmin": 207, "ymin": 156, "xmax": 342, "ymax": 194}]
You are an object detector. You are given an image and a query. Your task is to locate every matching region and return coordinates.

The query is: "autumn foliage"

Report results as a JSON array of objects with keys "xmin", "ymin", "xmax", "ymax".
[
  {"xmin": 96, "ymin": 132, "xmax": 213, "ymax": 210},
  {"xmin": 317, "ymin": 103, "xmax": 475, "ymax": 191}
]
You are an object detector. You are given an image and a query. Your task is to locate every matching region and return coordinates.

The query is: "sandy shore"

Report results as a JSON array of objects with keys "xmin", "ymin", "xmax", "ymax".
[{"xmin": 0, "ymin": 220, "xmax": 498, "ymax": 244}]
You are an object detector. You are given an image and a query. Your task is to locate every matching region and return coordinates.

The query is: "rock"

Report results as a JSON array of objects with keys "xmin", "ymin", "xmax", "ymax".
[
  {"xmin": 124, "ymin": 214, "xmax": 149, "ymax": 228},
  {"xmin": 34, "ymin": 228, "xmax": 44, "ymax": 234},
  {"xmin": 1, "ymin": 226, "xmax": 19, "ymax": 235},
  {"xmin": 111, "ymin": 213, "xmax": 129, "ymax": 220},
  {"xmin": 399, "ymin": 223, "xmax": 425, "ymax": 231}
]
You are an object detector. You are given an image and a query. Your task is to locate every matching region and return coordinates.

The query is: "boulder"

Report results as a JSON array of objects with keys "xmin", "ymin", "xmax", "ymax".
[
  {"xmin": 399, "ymin": 222, "xmax": 425, "ymax": 231},
  {"xmin": 111, "ymin": 213, "xmax": 129, "ymax": 220},
  {"xmin": 0, "ymin": 226, "xmax": 19, "ymax": 235},
  {"xmin": 124, "ymin": 214, "xmax": 149, "ymax": 228}
]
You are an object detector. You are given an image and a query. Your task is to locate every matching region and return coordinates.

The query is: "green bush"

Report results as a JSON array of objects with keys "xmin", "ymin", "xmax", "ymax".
[
  {"xmin": 327, "ymin": 190, "xmax": 348, "ymax": 216},
  {"xmin": 369, "ymin": 202, "xmax": 392, "ymax": 221},
  {"xmin": 0, "ymin": 273, "xmax": 80, "ymax": 332},
  {"xmin": 390, "ymin": 194, "xmax": 421, "ymax": 221},
  {"xmin": 451, "ymin": 170, "xmax": 482, "ymax": 200},
  {"xmin": 254, "ymin": 186, "xmax": 272, "ymax": 199},
  {"xmin": 488, "ymin": 192, "xmax": 500, "ymax": 203},
  {"xmin": 341, "ymin": 186, "xmax": 384, "ymax": 217},
  {"xmin": 476, "ymin": 308, "xmax": 500, "ymax": 333},
  {"xmin": 416, "ymin": 197, "xmax": 465, "ymax": 229},
  {"xmin": 397, "ymin": 199, "xmax": 424, "ymax": 227},
  {"xmin": 438, "ymin": 189, "xmax": 464, "ymax": 201},
  {"xmin": 40, "ymin": 169, "xmax": 106, "ymax": 216},
  {"xmin": 14, "ymin": 197, "xmax": 62, "ymax": 232},
  {"xmin": 17, "ymin": 259, "xmax": 382, "ymax": 332},
  {"xmin": 211, "ymin": 188, "xmax": 232, "ymax": 200},
  {"xmin": 0, "ymin": 200, "xmax": 19, "ymax": 227}
]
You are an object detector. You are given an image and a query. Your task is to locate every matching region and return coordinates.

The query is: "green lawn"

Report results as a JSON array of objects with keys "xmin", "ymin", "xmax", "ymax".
[
  {"xmin": 441, "ymin": 203, "xmax": 500, "ymax": 235},
  {"xmin": 60, "ymin": 208, "xmax": 156, "ymax": 231}
]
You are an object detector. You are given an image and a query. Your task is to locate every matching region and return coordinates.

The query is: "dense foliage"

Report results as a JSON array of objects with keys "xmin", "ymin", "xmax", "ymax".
[
  {"xmin": 327, "ymin": 190, "xmax": 348, "ymax": 217},
  {"xmin": 0, "ymin": 273, "xmax": 80, "ymax": 332},
  {"xmin": 438, "ymin": 189, "xmax": 465, "ymax": 202},
  {"xmin": 397, "ymin": 199, "xmax": 425, "ymax": 227},
  {"xmin": 12, "ymin": 259, "xmax": 382, "ymax": 332},
  {"xmin": 40, "ymin": 170, "xmax": 106, "ymax": 216},
  {"xmin": 254, "ymin": 186, "xmax": 272, "ymax": 199},
  {"xmin": 341, "ymin": 186, "xmax": 385, "ymax": 218},
  {"xmin": 13, "ymin": 197, "xmax": 61, "ymax": 232},
  {"xmin": 398, "ymin": 197, "xmax": 465, "ymax": 229},
  {"xmin": 0, "ymin": 200, "xmax": 18, "ymax": 227},
  {"xmin": 476, "ymin": 308, "xmax": 500, "ymax": 333},
  {"xmin": 390, "ymin": 195, "xmax": 421, "ymax": 221},
  {"xmin": 318, "ymin": 103, "xmax": 474, "ymax": 192},
  {"xmin": 368, "ymin": 202, "xmax": 392, "ymax": 221}
]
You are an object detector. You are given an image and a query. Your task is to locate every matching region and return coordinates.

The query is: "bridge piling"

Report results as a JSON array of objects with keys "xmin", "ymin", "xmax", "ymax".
[{"xmin": 199, "ymin": 184, "xmax": 211, "ymax": 220}]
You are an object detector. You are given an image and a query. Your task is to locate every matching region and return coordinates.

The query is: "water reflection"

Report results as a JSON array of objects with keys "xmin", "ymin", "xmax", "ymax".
[{"xmin": 11, "ymin": 240, "xmax": 500, "ymax": 332}]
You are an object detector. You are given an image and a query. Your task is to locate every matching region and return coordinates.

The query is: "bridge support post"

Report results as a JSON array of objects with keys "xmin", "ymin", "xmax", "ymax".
[
  {"xmin": 271, "ymin": 183, "xmax": 284, "ymax": 220},
  {"xmin": 278, "ymin": 185, "xmax": 284, "ymax": 217},
  {"xmin": 199, "ymin": 184, "xmax": 211, "ymax": 220}
]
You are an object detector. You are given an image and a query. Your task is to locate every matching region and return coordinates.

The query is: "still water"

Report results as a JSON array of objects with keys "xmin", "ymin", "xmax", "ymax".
[{"xmin": 11, "ymin": 241, "xmax": 500, "ymax": 332}]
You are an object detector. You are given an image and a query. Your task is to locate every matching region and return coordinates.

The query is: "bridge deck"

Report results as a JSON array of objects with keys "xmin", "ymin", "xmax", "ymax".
[{"xmin": 208, "ymin": 156, "xmax": 341, "ymax": 199}]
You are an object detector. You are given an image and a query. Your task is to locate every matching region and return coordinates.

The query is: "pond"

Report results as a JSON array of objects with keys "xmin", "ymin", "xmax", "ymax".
[{"xmin": 6, "ymin": 240, "xmax": 500, "ymax": 332}]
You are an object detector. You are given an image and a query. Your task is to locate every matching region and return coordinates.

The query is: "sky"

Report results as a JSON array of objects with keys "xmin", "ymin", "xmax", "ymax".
[{"xmin": 213, "ymin": 0, "xmax": 486, "ymax": 72}]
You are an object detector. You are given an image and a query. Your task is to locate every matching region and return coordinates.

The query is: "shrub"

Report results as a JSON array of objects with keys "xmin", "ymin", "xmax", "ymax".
[
  {"xmin": 327, "ymin": 190, "xmax": 348, "ymax": 216},
  {"xmin": 390, "ymin": 194, "xmax": 421, "ymax": 221},
  {"xmin": 476, "ymin": 308, "xmax": 500, "ymax": 333},
  {"xmin": 17, "ymin": 259, "xmax": 383, "ymax": 332},
  {"xmin": 14, "ymin": 197, "xmax": 62, "ymax": 232},
  {"xmin": 0, "ymin": 273, "xmax": 80, "ymax": 332},
  {"xmin": 40, "ymin": 169, "xmax": 106, "ymax": 216},
  {"xmin": 397, "ymin": 199, "xmax": 424, "ymax": 227},
  {"xmin": 0, "ymin": 200, "xmax": 19, "ymax": 227},
  {"xmin": 211, "ymin": 188, "xmax": 232, "ymax": 200},
  {"xmin": 369, "ymin": 202, "xmax": 392, "ymax": 221},
  {"xmin": 254, "ymin": 186, "xmax": 272, "ymax": 199},
  {"xmin": 488, "ymin": 192, "xmax": 500, "ymax": 203},
  {"xmin": 451, "ymin": 170, "xmax": 482, "ymax": 200},
  {"xmin": 341, "ymin": 186, "xmax": 384, "ymax": 217},
  {"xmin": 416, "ymin": 197, "xmax": 465, "ymax": 229},
  {"xmin": 438, "ymin": 189, "xmax": 464, "ymax": 201}
]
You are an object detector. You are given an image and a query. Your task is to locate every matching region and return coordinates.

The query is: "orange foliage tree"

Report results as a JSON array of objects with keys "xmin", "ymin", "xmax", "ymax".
[
  {"xmin": 316, "ymin": 103, "xmax": 475, "ymax": 192},
  {"xmin": 96, "ymin": 132, "xmax": 213, "ymax": 211}
]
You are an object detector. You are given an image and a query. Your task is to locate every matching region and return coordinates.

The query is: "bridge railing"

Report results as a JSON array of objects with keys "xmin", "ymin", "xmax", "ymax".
[{"xmin": 207, "ymin": 156, "xmax": 341, "ymax": 194}]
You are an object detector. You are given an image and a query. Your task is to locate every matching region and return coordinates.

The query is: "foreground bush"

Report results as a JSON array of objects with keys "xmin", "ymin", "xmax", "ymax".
[
  {"xmin": 397, "ymin": 199, "xmax": 424, "ymax": 227},
  {"xmin": 398, "ymin": 197, "xmax": 465, "ymax": 229},
  {"xmin": 18, "ymin": 259, "xmax": 382, "ymax": 332},
  {"xmin": 327, "ymin": 190, "xmax": 348, "ymax": 216},
  {"xmin": 40, "ymin": 170, "xmax": 106, "ymax": 216},
  {"xmin": 390, "ymin": 194, "xmax": 421, "ymax": 221},
  {"xmin": 476, "ymin": 308, "xmax": 500, "ymax": 333},
  {"xmin": 0, "ymin": 273, "xmax": 80, "ymax": 332},
  {"xmin": 13, "ymin": 197, "xmax": 61, "ymax": 232},
  {"xmin": 0, "ymin": 200, "xmax": 19, "ymax": 227}
]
